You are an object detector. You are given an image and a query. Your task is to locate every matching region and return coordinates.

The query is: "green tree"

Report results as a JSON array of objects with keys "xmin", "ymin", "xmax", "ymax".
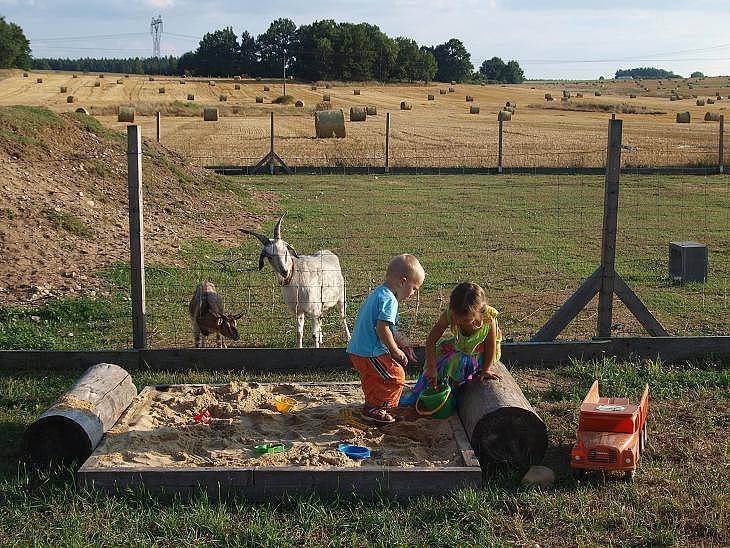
[
  {"xmin": 335, "ymin": 23, "xmax": 377, "ymax": 80},
  {"xmin": 690, "ymin": 71, "xmax": 704, "ymax": 78},
  {"xmin": 500, "ymin": 60, "xmax": 524, "ymax": 83},
  {"xmin": 196, "ymin": 27, "xmax": 240, "ymax": 76},
  {"xmin": 432, "ymin": 38, "xmax": 472, "ymax": 83},
  {"xmin": 239, "ymin": 30, "xmax": 258, "ymax": 76},
  {"xmin": 0, "ymin": 16, "xmax": 31, "ymax": 69},
  {"xmin": 479, "ymin": 56, "xmax": 505, "ymax": 81},
  {"xmin": 295, "ymin": 20, "xmax": 337, "ymax": 81},
  {"xmin": 257, "ymin": 18, "xmax": 297, "ymax": 77}
]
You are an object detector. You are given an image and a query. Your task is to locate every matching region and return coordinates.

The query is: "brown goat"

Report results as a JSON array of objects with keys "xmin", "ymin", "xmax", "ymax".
[{"xmin": 188, "ymin": 281, "xmax": 241, "ymax": 348}]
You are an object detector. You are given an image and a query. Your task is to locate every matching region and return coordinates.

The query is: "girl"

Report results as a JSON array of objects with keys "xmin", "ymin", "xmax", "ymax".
[{"xmin": 400, "ymin": 282, "xmax": 502, "ymax": 405}]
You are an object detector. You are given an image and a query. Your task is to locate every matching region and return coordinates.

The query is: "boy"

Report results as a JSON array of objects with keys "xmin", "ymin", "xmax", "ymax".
[{"xmin": 347, "ymin": 254, "xmax": 425, "ymax": 424}]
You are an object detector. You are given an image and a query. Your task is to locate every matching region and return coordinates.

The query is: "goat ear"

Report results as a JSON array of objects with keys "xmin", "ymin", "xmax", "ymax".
[
  {"xmin": 258, "ymin": 250, "xmax": 267, "ymax": 270},
  {"xmin": 286, "ymin": 243, "xmax": 299, "ymax": 258}
]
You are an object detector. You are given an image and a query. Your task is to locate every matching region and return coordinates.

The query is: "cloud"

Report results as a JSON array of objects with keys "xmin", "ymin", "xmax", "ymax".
[{"xmin": 142, "ymin": 0, "xmax": 175, "ymax": 7}]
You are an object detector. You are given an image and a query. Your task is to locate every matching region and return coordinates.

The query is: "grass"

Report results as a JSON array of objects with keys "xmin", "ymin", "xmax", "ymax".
[
  {"xmin": 528, "ymin": 101, "xmax": 666, "ymax": 115},
  {"xmin": 272, "ymin": 95, "xmax": 296, "ymax": 105},
  {"xmin": 1, "ymin": 173, "xmax": 727, "ymax": 350},
  {"xmin": 0, "ymin": 359, "xmax": 727, "ymax": 545},
  {"xmin": 43, "ymin": 208, "xmax": 95, "ymax": 239}
]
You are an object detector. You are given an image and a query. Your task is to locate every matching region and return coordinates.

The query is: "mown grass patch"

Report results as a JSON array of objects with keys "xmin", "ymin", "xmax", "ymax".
[{"xmin": 43, "ymin": 208, "xmax": 95, "ymax": 238}]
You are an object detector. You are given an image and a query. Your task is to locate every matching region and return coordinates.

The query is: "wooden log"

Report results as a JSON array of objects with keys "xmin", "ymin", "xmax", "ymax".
[
  {"xmin": 456, "ymin": 361, "xmax": 547, "ymax": 470},
  {"xmin": 23, "ymin": 363, "xmax": 137, "ymax": 463}
]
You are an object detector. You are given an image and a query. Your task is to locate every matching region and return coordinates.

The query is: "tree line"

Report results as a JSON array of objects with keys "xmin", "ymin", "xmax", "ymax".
[
  {"xmin": 614, "ymin": 67, "xmax": 681, "ymax": 79},
  {"xmin": 4, "ymin": 14, "xmax": 525, "ymax": 84}
]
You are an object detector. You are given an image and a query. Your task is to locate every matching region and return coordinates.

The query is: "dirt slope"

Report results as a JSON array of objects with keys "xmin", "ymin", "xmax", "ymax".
[{"xmin": 0, "ymin": 106, "xmax": 269, "ymax": 305}]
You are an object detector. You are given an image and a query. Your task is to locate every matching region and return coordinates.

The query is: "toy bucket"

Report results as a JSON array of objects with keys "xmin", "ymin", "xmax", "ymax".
[
  {"xmin": 274, "ymin": 395, "xmax": 298, "ymax": 413},
  {"xmin": 415, "ymin": 383, "xmax": 455, "ymax": 419}
]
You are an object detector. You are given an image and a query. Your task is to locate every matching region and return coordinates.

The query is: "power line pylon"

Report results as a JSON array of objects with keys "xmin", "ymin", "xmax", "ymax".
[{"xmin": 150, "ymin": 15, "xmax": 163, "ymax": 58}]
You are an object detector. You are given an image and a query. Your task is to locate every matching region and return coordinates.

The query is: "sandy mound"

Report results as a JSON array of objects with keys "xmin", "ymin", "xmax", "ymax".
[{"xmin": 95, "ymin": 382, "xmax": 462, "ymax": 468}]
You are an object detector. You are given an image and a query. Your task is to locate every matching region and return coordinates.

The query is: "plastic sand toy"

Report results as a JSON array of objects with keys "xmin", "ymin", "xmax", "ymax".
[
  {"xmin": 571, "ymin": 380, "xmax": 649, "ymax": 481},
  {"xmin": 274, "ymin": 395, "xmax": 298, "ymax": 413},
  {"xmin": 254, "ymin": 443, "xmax": 286, "ymax": 454},
  {"xmin": 193, "ymin": 409, "xmax": 211, "ymax": 423},
  {"xmin": 337, "ymin": 443, "xmax": 371, "ymax": 459}
]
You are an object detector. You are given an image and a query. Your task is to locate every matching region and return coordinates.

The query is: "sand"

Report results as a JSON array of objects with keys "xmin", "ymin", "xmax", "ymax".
[{"xmin": 94, "ymin": 382, "xmax": 463, "ymax": 468}]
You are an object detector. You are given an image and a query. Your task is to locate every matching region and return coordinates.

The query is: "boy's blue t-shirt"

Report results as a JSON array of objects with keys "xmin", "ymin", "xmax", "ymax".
[{"xmin": 347, "ymin": 284, "xmax": 398, "ymax": 357}]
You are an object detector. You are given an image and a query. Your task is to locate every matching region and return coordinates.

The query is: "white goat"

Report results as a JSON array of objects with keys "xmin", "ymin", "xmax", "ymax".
[{"xmin": 241, "ymin": 214, "xmax": 351, "ymax": 348}]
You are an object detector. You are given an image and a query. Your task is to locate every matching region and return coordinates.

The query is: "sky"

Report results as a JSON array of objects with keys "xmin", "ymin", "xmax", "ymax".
[{"xmin": 1, "ymin": 0, "xmax": 729, "ymax": 79}]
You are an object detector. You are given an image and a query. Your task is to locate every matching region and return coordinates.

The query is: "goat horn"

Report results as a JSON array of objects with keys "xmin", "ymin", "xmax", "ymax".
[
  {"xmin": 240, "ymin": 229, "xmax": 270, "ymax": 246},
  {"xmin": 273, "ymin": 213, "xmax": 285, "ymax": 240}
]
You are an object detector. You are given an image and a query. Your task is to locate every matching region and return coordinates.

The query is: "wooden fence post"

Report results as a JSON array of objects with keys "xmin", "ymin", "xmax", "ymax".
[
  {"xmin": 156, "ymin": 111, "xmax": 161, "ymax": 143},
  {"xmin": 385, "ymin": 112, "xmax": 390, "ymax": 173},
  {"xmin": 597, "ymin": 118, "xmax": 622, "ymax": 338},
  {"xmin": 127, "ymin": 125, "xmax": 146, "ymax": 349},
  {"xmin": 498, "ymin": 119, "xmax": 503, "ymax": 174},
  {"xmin": 720, "ymin": 114, "xmax": 725, "ymax": 174}
]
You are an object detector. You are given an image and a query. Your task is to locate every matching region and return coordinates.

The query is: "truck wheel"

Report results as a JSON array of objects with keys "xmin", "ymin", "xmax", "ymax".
[{"xmin": 572, "ymin": 468, "xmax": 585, "ymax": 480}]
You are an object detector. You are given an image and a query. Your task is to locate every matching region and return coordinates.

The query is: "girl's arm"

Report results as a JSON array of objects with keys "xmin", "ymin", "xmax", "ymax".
[
  {"xmin": 477, "ymin": 317, "xmax": 501, "ymax": 381},
  {"xmin": 425, "ymin": 311, "xmax": 449, "ymax": 387}
]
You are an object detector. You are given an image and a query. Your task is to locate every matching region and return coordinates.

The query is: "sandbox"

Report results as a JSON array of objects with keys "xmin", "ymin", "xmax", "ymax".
[{"xmin": 78, "ymin": 382, "xmax": 482, "ymax": 499}]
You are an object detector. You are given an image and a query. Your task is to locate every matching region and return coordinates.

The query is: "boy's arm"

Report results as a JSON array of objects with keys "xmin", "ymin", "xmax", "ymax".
[
  {"xmin": 376, "ymin": 320, "xmax": 407, "ymax": 366},
  {"xmin": 393, "ymin": 330, "xmax": 417, "ymax": 363},
  {"xmin": 477, "ymin": 318, "xmax": 501, "ymax": 381}
]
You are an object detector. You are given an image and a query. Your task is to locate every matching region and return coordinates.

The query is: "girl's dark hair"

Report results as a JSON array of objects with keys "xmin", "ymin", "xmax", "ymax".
[{"xmin": 449, "ymin": 282, "xmax": 486, "ymax": 317}]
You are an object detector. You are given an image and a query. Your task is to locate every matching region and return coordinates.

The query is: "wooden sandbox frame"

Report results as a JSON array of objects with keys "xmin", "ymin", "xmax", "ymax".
[{"xmin": 77, "ymin": 383, "xmax": 483, "ymax": 500}]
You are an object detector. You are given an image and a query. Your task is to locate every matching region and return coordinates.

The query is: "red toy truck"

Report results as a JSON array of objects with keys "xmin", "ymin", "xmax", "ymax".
[{"xmin": 571, "ymin": 380, "xmax": 649, "ymax": 480}]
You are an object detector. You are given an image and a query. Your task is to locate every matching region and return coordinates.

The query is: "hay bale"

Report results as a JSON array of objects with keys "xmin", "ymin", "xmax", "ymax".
[
  {"xmin": 234, "ymin": 84, "xmax": 241, "ymax": 90},
  {"xmin": 594, "ymin": 91, "xmax": 602, "ymax": 96},
  {"xmin": 60, "ymin": 86, "xmax": 67, "ymax": 93},
  {"xmin": 469, "ymin": 105, "xmax": 480, "ymax": 114},
  {"xmin": 209, "ymin": 80, "xmax": 216, "ymax": 86},
  {"xmin": 179, "ymin": 79, "xmax": 186, "ymax": 84},
  {"xmin": 440, "ymin": 89, "xmax": 447, "ymax": 95},
  {"xmin": 450, "ymin": 80, "xmax": 456, "ymax": 85},
  {"xmin": 66, "ymin": 96, "xmax": 75, "ymax": 103},
  {"xmin": 704, "ymin": 111, "xmax": 721, "ymax": 122},
  {"xmin": 629, "ymin": 94, "xmax": 637, "ymax": 98},
  {"xmin": 234, "ymin": 75, "xmax": 241, "ymax": 80},
  {"xmin": 75, "ymin": 107, "xmax": 89, "ymax": 114},
  {"xmin": 310, "ymin": 85, "xmax": 317, "ymax": 91},
  {"xmin": 562, "ymin": 90, "xmax": 571, "ymax": 98},
  {"xmin": 546, "ymin": 96, "xmax": 554, "ymax": 101},
  {"xmin": 561, "ymin": 97, "xmax": 569, "ymax": 103},
  {"xmin": 322, "ymin": 94, "xmax": 331, "ymax": 102},
  {"xmin": 448, "ymin": 87, "xmax": 455, "ymax": 93},
  {"xmin": 255, "ymin": 96, "xmax": 264, "ymax": 103},
  {"xmin": 544, "ymin": 93, "xmax": 552, "ymax": 100},
  {"xmin": 263, "ymin": 85, "xmax": 270, "ymax": 91},
  {"xmin": 125, "ymin": 74, "xmax": 130, "ymax": 78},
  {"xmin": 187, "ymin": 94, "xmax": 195, "ymax": 101},
  {"xmin": 325, "ymin": 83, "xmax": 332, "ymax": 89},
  {"xmin": 315, "ymin": 109, "xmax": 346, "ymax": 138},
  {"xmin": 159, "ymin": 87, "xmax": 165, "ymax": 94},
  {"xmin": 696, "ymin": 99, "xmax": 705, "ymax": 106},
  {"xmin": 707, "ymin": 98, "xmax": 715, "ymax": 104},
  {"xmin": 428, "ymin": 94, "xmax": 435, "ymax": 100},
  {"xmin": 23, "ymin": 72, "xmax": 28, "ymax": 77},
  {"xmin": 349, "ymin": 106, "xmax": 367, "ymax": 121},
  {"xmin": 366, "ymin": 105, "xmax": 377, "ymax": 115},
  {"xmin": 400, "ymin": 101, "xmax": 412, "ymax": 110},
  {"xmin": 203, "ymin": 107, "xmax": 219, "ymax": 121},
  {"xmin": 498, "ymin": 110, "xmax": 512, "ymax": 121},
  {"xmin": 577, "ymin": 92, "xmax": 584, "ymax": 98},
  {"xmin": 149, "ymin": 77, "xmax": 154, "ymax": 81},
  {"xmin": 94, "ymin": 81, "xmax": 100, "ymax": 87},
  {"xmin": 353, "ymin": 89, "xmax": 360, "ymax": 95},
  {"xmin": 117, "ymin": 107, "xmax": 135, "ymax": 123},
  {"xmin": 99, "ymin": 74, "xmax": 104, "ymax": 78},
  {"xmin": 676, "ymin": 111, "xmax": 691, "ymax": 123},
  {"xmin": 219, "ymin": 94, "xmax": 227, "ymax": 102},
  {"xmin": 466, "ymin": 95, "xmax": 474, "ymax": 102},
  {"xmin": 117, "ymin": 79, "xmax": 123, "ymax": 84},
  {"xmin": 295, "ymin": 100, "xmax": 304, "ymax": 107},
  {"xmin": 72, "ymin": 74, "xmax": 78, "ymax": 79},
  {"xmin": 36, "ymin": 78, "xmax": 43, "ymax": 83}
]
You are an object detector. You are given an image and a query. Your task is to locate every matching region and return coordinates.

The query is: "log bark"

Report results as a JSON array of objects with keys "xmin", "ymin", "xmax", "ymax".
[
  {"xmin": 457, "ymin": 361, "xmax": 547, "ymax": 470},
  {"xmin": 24, "ymin": 363, "xmax": 137, "ymax": 463}
]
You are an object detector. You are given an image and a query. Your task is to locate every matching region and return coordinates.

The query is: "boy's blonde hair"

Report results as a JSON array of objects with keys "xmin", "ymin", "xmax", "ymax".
[
  {"xmin": 386, "ymin": 254, "xmax": 424, "ymax": 281},
  {"xmin": 449, "ymin": 282, "xmax": 487, "ymax": 318}
]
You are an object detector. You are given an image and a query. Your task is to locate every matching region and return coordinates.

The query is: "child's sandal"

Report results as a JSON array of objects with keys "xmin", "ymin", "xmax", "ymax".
[{"xmin": 361, "ymin": 405, "xmax": 395, "ymax": 424}]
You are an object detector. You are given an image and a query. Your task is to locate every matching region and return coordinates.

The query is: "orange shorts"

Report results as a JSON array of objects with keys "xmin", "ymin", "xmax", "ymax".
[{"xmin": 349, "ymin": 353, "xmax": 406, "ymax": 409}]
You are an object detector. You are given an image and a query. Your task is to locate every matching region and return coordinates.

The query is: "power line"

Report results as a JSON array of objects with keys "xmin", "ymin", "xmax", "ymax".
[{"xmin": 30, "ymin": 32, "xmax": 148, "ymax": 42}]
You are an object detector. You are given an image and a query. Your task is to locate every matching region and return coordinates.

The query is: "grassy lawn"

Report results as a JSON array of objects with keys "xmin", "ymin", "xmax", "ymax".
[
  {"xmin": 0, "ymin": 360, "xmax": 727, "ymax": 546},
  {"xmin": 2, "ymin": 173, "xmax": 727, "ymax": 350}
]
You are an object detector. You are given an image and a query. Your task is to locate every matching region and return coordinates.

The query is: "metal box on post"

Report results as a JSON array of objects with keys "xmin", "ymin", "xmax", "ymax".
[{"xmin": 669, "ymin": 241, "xmax": 708, "ymax": 283}]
